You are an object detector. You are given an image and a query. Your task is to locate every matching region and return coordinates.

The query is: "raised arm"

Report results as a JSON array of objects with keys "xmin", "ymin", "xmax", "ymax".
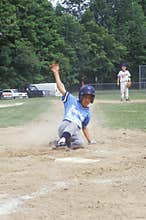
[{"xmin": 50, "ymin": 63, "xmax": 66, "ymax": 96}]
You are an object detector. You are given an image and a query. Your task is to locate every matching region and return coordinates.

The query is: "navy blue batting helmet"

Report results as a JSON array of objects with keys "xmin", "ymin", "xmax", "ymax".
[
  {"xmin": 121, "ymin": 63, "xmax": 127, "ymax": 67},
  {"xmin": 79, "ymin": 85, "xmax": 95, "ymax": 103}
]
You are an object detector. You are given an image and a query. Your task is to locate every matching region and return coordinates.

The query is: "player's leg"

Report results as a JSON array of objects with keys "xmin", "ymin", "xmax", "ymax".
[
  {"xmin": 125, "ymin": 88, "xmax": 129, "ymax": 101},
  {"xmin": 57, "ymin": 120, "xmax": 80, "ymax": 147},
  {"xmin": 125, "ymin": 86, "xmax": 129, "ymax": 101},
  {"xmin": 70, "ymin": 132, "xmax": 84, "ymax": 149},
  {"xmin": 120, "ymin": 83, "xmax": 125, "ymax": 101},
  {"xmin": 58, "ymin": 120, "xmax": 69, "ymax": 137},
  {"xmin": 57, "ymin": 121, "xmax": 70, "ymax": 147}
]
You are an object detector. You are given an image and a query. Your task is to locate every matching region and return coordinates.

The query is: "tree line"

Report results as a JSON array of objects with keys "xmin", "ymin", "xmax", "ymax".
[{"xmin": 0, "ymin": 0, "xmax": 146, "ymax": 89}]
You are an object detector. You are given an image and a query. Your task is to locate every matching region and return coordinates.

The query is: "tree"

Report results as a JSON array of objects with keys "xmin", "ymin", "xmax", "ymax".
[
  {"xmin": 56, "ymin": 8, "xmax": 127, "ymax": 83},
  {"xmin": 81, "ymin": 9, "xmax": 127, "ymax": 82},
  {"xmin": 138, "ymin": 0, "xmax": 146, "ymax": 15},
  {"xmin": 0, "ymin": 0, "xmax": 145, "ymax": 88},
  {"xmin": 89, "ymin": 0, "xmax": 146, "ymax": 80},
  {"xmin": 0, "ymin": 0, "xmax": 21, "ymax": 88},
  {"xmin": 0, "ymin": 0, "xmax": 68, "ymax": 87},
  {"xmin": 62, "ymin": 0, "xmax": 90, "ymax": 18}
]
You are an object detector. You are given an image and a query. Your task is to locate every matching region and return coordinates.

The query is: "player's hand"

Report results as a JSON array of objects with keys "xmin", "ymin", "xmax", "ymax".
[
  {"xmin": 88, "ymin": 140, "xmax": 96, "ymax": 145},
  {"xmin": 50, "ymin": 63, "xmax": 59, "ymax": 73}
]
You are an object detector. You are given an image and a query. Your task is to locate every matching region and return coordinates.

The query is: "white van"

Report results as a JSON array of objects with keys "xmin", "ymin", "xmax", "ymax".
[{"xmin": 27, "ymin": 83, "xmax": 61, "ymax": 97}]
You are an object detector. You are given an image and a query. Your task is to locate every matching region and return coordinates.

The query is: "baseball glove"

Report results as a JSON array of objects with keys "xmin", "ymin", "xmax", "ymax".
[{"xmin": 127, "ymin": 81, "xmax": 131, "ymax": 88}]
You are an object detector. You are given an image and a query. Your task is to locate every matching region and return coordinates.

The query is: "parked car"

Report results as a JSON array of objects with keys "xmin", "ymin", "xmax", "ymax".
[
  {"xmin": 15, "ymin": 89, "xmax": 28, "ymax": 99},
  {"xmin": 1, "ymin": 89, "xmax": 28, "ymax": 99},
  {"xmin": 26, "ymin": 86, "xmax": 45, "ymax": 98},
  {"xmin": 26, "ymin": 83, "xmax": 61, "ymax": 98}
]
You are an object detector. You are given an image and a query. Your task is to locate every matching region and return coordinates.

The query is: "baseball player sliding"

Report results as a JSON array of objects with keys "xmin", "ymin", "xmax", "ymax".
[
  {"xmin": 50, "ymin": 63, "xmax": 96, "ymax": 149},
  {"xmin": 117, "ymin": 63, "xmax": 131, "ymax": 101}
]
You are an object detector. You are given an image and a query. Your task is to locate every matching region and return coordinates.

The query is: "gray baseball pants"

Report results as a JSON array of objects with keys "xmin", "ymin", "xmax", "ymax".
[{"xmin": 58, "ymin": 120, "xmax": 84, "ymax": 146}]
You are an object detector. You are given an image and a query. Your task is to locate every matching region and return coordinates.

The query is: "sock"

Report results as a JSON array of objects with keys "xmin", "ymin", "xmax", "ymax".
[{"xmin": 61, "ymin": 132, "xmax": 71, "ymax": 147}]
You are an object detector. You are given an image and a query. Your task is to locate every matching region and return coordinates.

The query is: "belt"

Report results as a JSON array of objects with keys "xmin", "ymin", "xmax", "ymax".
[
  {"xmin": 63, "ymin": 119, "xmax": 71, "ymax": 122},
  {"xmin": 63, "ymin": 119, "xmax": 81, "ymax": 129}
]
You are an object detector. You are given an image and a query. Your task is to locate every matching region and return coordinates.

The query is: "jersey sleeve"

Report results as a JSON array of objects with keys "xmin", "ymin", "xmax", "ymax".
[
  {"xmin": 61, "ymin": 91, "xmax": 69, "ymax": 103},
  {"xmin": 62, "ymin": 92, "xmax": 77, "ymax": 107},
  {"xmin": 82, "ymin": 112, "xmax": 91, "ymax": 128}
]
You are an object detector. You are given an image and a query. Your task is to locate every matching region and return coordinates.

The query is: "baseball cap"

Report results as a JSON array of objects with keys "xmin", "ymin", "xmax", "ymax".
[{"xmin": 121, "ymin": 63, "xmax": 127, "ymax": 67}]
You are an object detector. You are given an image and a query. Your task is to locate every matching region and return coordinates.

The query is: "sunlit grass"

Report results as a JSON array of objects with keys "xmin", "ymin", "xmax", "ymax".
[
  {"xmin": 97, "ymin": 102, "xmax": 146, "ymax": 130},
  {"xmin": 0, "ymin": 97, "xmax": 51, "ymax": 127},
  {"xmin": 95, "ymin": 89, "xmax": 146, "ymax": 100},
  {"xmin": 0, "ymin": 89, "xmax": 146, "ymax": 129}
]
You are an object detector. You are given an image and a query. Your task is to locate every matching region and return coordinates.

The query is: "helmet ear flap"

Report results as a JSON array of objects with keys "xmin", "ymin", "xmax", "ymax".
[{"xmin": 90, "ymin": 96, "xmax": 94, "ymax": 103}]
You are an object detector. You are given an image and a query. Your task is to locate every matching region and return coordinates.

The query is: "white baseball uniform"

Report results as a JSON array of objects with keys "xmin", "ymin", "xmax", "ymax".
[{"xmin": 117, "ymin": 70, "xmax": 131, "ymax": 100}]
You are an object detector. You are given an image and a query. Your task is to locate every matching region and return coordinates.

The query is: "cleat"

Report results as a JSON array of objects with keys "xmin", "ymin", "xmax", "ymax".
[
  {"xmin": 49, "ymin": 139, "xmax": 67, "ymax": 150},
  {"xmin": 54, "ymin": 137, "xmax": 67, "ymax": 148},
  {"xmin": 56, "ymin": 142, "xmax": 67, "ymax": 147}
]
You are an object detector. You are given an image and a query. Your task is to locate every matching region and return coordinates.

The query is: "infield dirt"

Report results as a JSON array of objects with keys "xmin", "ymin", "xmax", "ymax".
[{"xmin": 0, "ymin": 99, "xmax": 146, "ymax": 220}]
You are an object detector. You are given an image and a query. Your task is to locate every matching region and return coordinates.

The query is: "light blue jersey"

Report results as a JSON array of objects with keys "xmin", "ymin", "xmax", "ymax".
[{"xmin": 62, "ymin": 92, "xmax": 91, "ymax": 129}]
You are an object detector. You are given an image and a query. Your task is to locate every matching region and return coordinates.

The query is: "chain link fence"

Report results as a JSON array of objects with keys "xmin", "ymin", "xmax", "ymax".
[{"xmin": 90, "ymin": 82, "xmax": 146, "ymax": 91}]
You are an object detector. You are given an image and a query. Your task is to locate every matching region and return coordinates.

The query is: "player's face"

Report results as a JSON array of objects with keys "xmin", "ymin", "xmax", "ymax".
[
  {"xmin": 81, "ymin": 94, "xmax": 92, "ymax": 107},
  {"xmin": 121, "ymin": 66, "xmax": 126, "ymax": 71}
]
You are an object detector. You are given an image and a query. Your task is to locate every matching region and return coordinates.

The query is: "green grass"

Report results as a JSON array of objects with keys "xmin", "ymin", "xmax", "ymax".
[
  {"xmin": 0, "ymin": 90, "xmax": 146, "ymax": 130},
  {"xmin": 0, "ymin": 97, "xmax": 52, "ymax": 127},
  {"xmin": 94, "ymin": 89, "xmax": 146, "ymax": 130},
  {"xmin": 95, "ymin": 89, "xmax": 146, "ymax": 100},
  {"xmin": 97, "ymin": 102, "xmax": 146, "ymax": 130}
]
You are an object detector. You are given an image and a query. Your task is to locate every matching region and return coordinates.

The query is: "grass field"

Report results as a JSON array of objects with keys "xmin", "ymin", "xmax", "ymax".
[
  {"xmin": 96, "ymin": 89, "xmax": 146, "ymax": 130},
  {"xmin": 0, "ymin": 89, "xmax": 146, "ymax": 129},
  {"xmin": 95, "ymin": 89, "xmax": 146, "ymax": 100},
  {"xmin": 0, "ymin": 97, "xmax": 52, "ymax": 127},
  {"xmin": 97, "ymin": 102, "xmax": 146, "ymax": 130}
]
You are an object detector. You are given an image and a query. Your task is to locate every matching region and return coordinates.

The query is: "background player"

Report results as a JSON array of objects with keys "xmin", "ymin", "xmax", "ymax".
[
  {"xmin": 117, "ymin": 63, "xmax": 131, "ymax": 101},
  {"xmin": 51, "ymin": 63, "xmax": 96, "ymax": 149}
]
